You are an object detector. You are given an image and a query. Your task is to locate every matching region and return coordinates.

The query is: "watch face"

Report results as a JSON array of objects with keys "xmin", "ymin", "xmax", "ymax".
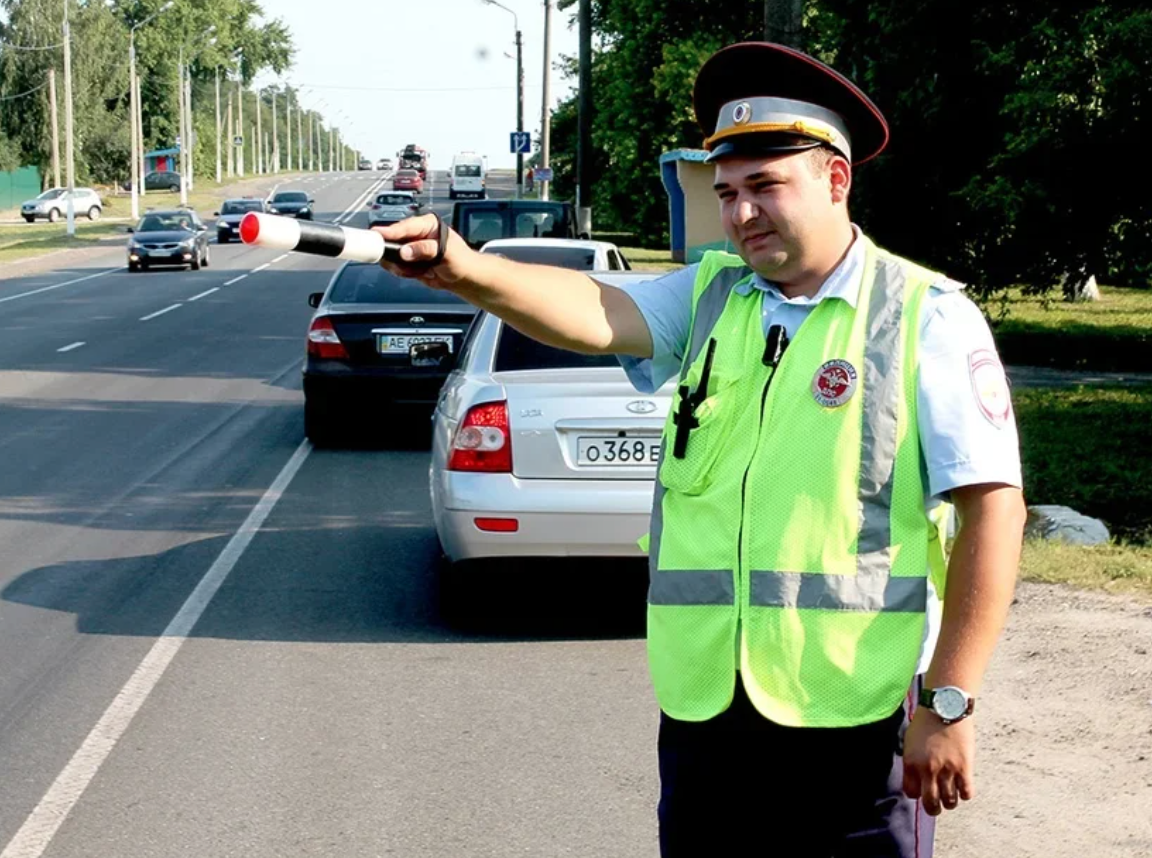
[{"xmin": 934, "ymin": 687, "xmax": 968, "ymax": 720}]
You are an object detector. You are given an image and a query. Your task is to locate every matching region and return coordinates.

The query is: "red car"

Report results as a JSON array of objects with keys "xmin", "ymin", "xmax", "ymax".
[{"xmin": 392, "ymin": 169, "xmax": 423, "ymax": 193}]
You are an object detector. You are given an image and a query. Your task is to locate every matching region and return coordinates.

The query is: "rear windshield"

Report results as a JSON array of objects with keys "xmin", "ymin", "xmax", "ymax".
[
  {"xmin": 483, "ymin": 245, "xmax": 596, "ymax": 270},
  {"xmin": 494, "ymin": 323, "xmax": 618, "ymax": 372},
  {"xmin": 273, "ymin": 191, "xmax": 308, "ymax": 202},
  {"xmin": 460, "ymin": 205, "xmax": 571, "ymax": 245},
  {"xmin": 454, "ymin": 164, "xmax": 482, "ymax": 177},
  {"xmin": 396, "ymin": 170, "xmax": 418, "ymax": 177},
  {"xmin": 221, "ymin": 200, "xmax": 264, "ymax": 214},
  {"xmin": 327, "ymin": 264, "xmax": 469, "ymax": 305},
  {"xmin": 376, "ymin": 194, "xmax": 413, "ymax": 205}
]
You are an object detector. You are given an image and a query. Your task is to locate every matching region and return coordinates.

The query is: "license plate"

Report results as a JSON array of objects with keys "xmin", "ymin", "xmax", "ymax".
[
  {"xmin": 377, "ymin": 334, "xmax": 453, "ymax": 355},
  {"xmin": 576, "ymin": 436, "xmax": 661, "ymax": 466}
]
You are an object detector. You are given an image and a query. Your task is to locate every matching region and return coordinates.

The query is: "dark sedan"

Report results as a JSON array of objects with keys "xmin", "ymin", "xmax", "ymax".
[
  {"xmin": 126, "ymin": 209, "xmax": 211, "ymax": 272},
  {"xmin": 267, "ymin": 190, "xmax": 314, "ymax": 219},
  {"xmin": 303, "ymin": 262, "xmax": 478, "ymax": 445}
]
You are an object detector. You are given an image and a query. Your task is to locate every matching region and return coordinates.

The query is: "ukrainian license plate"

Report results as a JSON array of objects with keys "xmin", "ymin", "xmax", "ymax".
[
  {"xmin": 576, "ymin": 436, "xmax": 661, "ymax": 466},
  {"xmin": 377, "ymin": 334, "xmax": 453, "ymax": 355}
]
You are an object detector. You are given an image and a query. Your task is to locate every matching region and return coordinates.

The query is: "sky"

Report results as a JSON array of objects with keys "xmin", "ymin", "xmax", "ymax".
[{"xmin": 252, "ymin": 0, "xmax": 581, "ymax": 170}]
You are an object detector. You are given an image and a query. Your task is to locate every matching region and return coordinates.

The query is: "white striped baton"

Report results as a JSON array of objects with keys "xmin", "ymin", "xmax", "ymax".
[{"xmin": 238, "ymin": 212, "xmax": 447, "ymax": 266}]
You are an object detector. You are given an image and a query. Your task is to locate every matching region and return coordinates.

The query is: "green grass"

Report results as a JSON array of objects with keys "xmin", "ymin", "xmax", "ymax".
[
  {"xmin": 0, "ymin": 220, "xmax": 128, "ymax": 264},
  {"xmin": 1014, "ymin": 385, "xmax": 1152, "ymax": 544},
  {"xmin": 1020, "ymin": 539, "xmax": 1152, "ymax": 597},
  {"xmin": 983, "ymin": 285, "xmax": 1152, "ymax": 372},
  {"xmin": 621, "ymin": 246, "xmax": 682, "ymax": 273}
]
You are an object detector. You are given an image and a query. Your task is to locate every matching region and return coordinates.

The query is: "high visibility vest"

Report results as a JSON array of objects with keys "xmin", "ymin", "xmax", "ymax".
[{"xmin": 646, "ymin": 236, "xmax": 951, "ymax": 728}]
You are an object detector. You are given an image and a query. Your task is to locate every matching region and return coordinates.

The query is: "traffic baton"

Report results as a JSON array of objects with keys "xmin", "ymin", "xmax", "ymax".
[{"xmin": 238, "ymin": 211, "xmax": 449, "ymax": 267}]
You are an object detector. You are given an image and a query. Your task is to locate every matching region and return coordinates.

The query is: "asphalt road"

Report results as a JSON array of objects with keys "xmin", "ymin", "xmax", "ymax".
[{"xmin": 0, "ymin": 170, "xmax": 659, "ymax": 857}]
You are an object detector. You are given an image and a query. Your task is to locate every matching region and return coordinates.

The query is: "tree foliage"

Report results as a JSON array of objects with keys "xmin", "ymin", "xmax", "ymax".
[{"xmin": 550, "ymin": 0, "xmax": 1152, "ymax": 295}]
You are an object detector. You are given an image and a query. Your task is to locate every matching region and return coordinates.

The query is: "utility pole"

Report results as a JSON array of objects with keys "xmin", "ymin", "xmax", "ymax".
[
  {"xmin": 135, "ymin": 74, "xmax": 145, "ymax": 197},
  {"xmin": 236, "ymin": 74, "xmax": 244, "ymax": 176},
  {"xmin": 765, "ymin": 0, "xmax": 805, "ymax": 48},
  {"xmin": 48, "ymin": 68, "xmax": 61, "ymax": 191},
  {"xmin": 576, "ymin": 0, "xmax": 592, "ymax": 237},
  {"xmin": 309, "ymin": 112, "xmax": 315, "ymax": 171},
  {"xmin": 285, "ymin": 92, "xmax": 291, "ymax": 174},
  {"xmin": 271, "ymin": 89, "xmax": 279, "ymax": 172},
  {"xmin": 178, "ymin": 48, "xmax": 188, "ymax": 205},
  {"xmin": 215, "ymin": 67, "xmax": 222, "ymax": 183},
  {"xmin": 185, "ymin": 69, "xmax": 194, "ymax": 192},
  {"xmin": 540, "ymin": 0, "xmax": 552, "ymax": 201},
  {"xmin": 297, "ymin": 102, "xmax": 303, "ymax": 171},
  {"xmin": 226, "ymin": 90, "xmax": 234, "ymax": 178},
  {"xmin": 62, "ymin": 2, "xmax": 76, "ymax": 234},
  {"xmin": 255, "ymin": 89, "xmax": 263, "ymax": 174},
  {"xmin": 328, "ymin": 123, "xmax": 333, "ymax": 173}
]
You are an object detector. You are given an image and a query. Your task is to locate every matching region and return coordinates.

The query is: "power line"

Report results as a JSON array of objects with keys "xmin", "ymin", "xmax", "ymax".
[
  {"xmin": 0, "ymin": 40, "xmax": 64, "ymax": 51},
  {"xmin": 0, "ymin": 79, "xmax": 49, "ymax": 101},
  {"xmin": 296, "ymin": 82, "xmax": 540, "ymax": 93}
]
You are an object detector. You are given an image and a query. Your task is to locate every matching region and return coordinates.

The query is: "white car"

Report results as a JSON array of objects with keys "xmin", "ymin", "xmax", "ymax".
[
  {"xmin": 368, "ymin": 191, "xmax": 422, "ymax": 227},
  {"xmin": 479, "ymin": 238, "xmax": 631, "ymax": 271},
  {"xmin": 429, "ymin": 272, "xmax": 673, "ymax": 570},
  {"xmin": 21, "ymin": 187, "xmax": 102, "ymax": 223}
]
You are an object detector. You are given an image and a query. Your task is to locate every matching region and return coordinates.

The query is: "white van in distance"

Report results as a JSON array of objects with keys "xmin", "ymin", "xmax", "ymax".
[{"xmin": 450, "ymin": 152, "xmax": 487, "ymax": 200}]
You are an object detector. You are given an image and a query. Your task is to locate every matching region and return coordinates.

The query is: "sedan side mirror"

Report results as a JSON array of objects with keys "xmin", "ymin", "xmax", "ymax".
[
  {"xmin": 308, "ymin": 198, "xmax": 315, "ymax": 205},
  {"xmin": 307, "ymin": 292, "xmax": 324, "ymax": 309},
  {"xmin": 213, "ymin": 211, "xmax": 220, "ymax": 216},
  {"xmin": 125, "ymin": 226, "xmax": 134, "ymax": 233},
  {"xmin": 410, "ymin": 340, "xmax": 451, "ymax": 367}
]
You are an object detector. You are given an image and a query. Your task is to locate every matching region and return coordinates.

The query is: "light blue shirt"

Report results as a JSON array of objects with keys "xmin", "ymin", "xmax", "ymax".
[{"xmin": 610, "ymin": 226, "xmax": 1023, "ymax": 674}]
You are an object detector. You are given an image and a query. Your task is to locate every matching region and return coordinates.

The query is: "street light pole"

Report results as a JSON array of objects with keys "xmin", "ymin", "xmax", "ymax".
[
  {"xmin": 480, "ymin": 1, "xmax": 523, "ymax": 198},
  {"xmin": 215, "ymin": 66, "xmax": 222, "ymax": 183},
  {"xmin": 540, "ymin": 0, "xmax": 552, "ymax": 201},
  {"xmin": 61, "ymin": 1, "xmax": 76, "ymax": 235}
]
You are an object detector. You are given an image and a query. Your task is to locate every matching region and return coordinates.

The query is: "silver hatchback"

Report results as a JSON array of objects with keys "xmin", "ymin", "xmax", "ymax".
[
  {"xmin": 429, "ymin": 272, "xmax": 674, "ymax": 567},
  {"xmin": 21, "ymin": 187, "xmax": 103, "ymax": 222}
]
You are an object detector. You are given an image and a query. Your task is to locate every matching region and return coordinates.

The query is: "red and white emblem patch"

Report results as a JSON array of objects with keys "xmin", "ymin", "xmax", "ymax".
[
  {"xmin": 812, "ymin": 359, "xmax": 858, "ymax": 408},
  {"xmin": 970, "ymin": 349, "xmax": 1011, "ymax": 428}
]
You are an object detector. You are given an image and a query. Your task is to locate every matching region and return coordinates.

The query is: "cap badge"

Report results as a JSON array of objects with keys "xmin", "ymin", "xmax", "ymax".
[
  {"xmin": 732, "ymin": 102, "xmax": 752, "ymax": 125},
  {"xmin": 812, "ymin": 359, "xmax": 858, "ymax": 408}
]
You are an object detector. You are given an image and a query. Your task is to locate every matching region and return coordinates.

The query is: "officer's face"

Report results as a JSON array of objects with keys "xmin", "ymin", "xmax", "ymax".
[{"xmin": 713, "ymin": 152, "xmax": 847, "ymax": 281}]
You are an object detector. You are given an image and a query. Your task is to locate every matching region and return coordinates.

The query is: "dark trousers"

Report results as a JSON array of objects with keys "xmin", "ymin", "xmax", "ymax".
[{"xmin": 657, "ymin": 677, "xmax": 933, "ymax": 857}]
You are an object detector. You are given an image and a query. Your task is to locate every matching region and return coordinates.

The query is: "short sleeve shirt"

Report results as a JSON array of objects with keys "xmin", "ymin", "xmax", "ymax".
[{"xmin": 608, "ymin": 226, "xmax": 1023, "ymax": 674}]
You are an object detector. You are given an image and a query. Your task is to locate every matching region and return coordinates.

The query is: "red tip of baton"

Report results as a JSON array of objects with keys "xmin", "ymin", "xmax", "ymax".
[{"xmin": 239, "ymin": 212, "xmax": 260, "ymax": 245}]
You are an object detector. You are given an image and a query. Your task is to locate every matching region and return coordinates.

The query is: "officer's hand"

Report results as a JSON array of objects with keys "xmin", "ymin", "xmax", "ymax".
[
  {"xmin": 901, "ymin": 707, "xmax": 975, "ymax": 816},
  {"xmin": 372, "ymin": 215, "xmax": 475, "ymax": 287}
]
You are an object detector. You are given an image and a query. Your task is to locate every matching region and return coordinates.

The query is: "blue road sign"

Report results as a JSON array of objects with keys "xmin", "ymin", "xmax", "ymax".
[
  {"xmin": 510, "ymin": 132, "xmax": 531, "ymax": 154},
  {"xmin": 535, "ymin": 167, "xmax": 553, "ymax": 182}
]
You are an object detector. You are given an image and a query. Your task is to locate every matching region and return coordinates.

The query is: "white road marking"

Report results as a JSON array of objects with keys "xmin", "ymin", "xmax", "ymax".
[
  {"xmin": 0, "ymin": 269, "xmax": 117, "ymax": 306},
  {"xmin": 223, "ymin": 274, "xmax": 247, "ymax": 286},
  {"xmin": 252, "ymin": 263, "xmax": 270, "ymax": 273},
  {"xmin": 336, "ymin": 176, "xmax": 390, "ymax": 225},
  {"xmin": 187, "ymin": 287, "xmax": 219, "ymax": 302},
  {"xmin": 139, "ymin": 303, "xmax": 182, "ymax": 321},
  {"xmin": 0, "ymin": 440, "xmax": 313, "ymax": 858},
  {"xmin": 273, "ymin": 254, "xmax": 288, "ymax": 263},
  {"xmin": 56, "ymin": 341, "xmax": 85, "ymax": 353}
]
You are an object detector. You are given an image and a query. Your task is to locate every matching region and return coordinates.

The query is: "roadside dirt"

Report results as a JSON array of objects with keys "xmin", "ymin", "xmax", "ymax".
[{"xmin": 936, "ymin": 580, "xmax": 1152, "ymax": 857}]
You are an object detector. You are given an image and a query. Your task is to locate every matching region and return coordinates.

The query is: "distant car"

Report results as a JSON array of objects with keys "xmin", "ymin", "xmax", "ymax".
[
  {"xmin": 266, "ymin": 189, "xmax": 314, "ymax": 219},
  {"xmin": 429, "ymin": 272, "xmax": 673, "ymax": 568},
  {"xmin": 358, "ymin": 158, "xmax": 373, "ymax": 171},
  {"xmin": 120, "ymin": 171, "xmax": 182, "ymax": 193},
  {"xmin": 479, "ymin": 238, "xmax": 631, "ymax": 271},
  {"xmin": 392, "ymin": 169, "xmax": 423, "ymax": 193},
  {"xmin": 302, "ymin": 261, "xmax": 479, "ymax": 445},
  {"xmin": 377, "ymin": 158, "xmax": 392, "ymax": 171},
  {"xmin": 368, "ymin": 191, "xmax": 421, "ymax": 228},
  {"xmin": 126, "ymin": 208, "xmax": 211, "ymax": 272},
  {"xmin": 213, "ymin": 197, "xmax": 267, "ymax": 243},
  {"xmin": 21, "ymin": 187, "xmax": 103, "ymax": 223}
]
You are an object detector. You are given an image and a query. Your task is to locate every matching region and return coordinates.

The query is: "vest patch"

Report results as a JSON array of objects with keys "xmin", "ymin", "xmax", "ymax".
[{"xmin": 812, "ymin": 359, "xmax": 858, "ymax": 408}]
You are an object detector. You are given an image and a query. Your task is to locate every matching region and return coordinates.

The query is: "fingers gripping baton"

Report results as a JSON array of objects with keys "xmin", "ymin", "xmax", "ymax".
[{"xmin": 238, "ymin": 211, "xmax": 449, "ymax": 267}]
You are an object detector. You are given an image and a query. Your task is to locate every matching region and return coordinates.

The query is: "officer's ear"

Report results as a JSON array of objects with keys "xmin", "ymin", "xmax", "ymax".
[{"xmin": 829, "ymin": 154, "xmax": 852, "ymax": 205}]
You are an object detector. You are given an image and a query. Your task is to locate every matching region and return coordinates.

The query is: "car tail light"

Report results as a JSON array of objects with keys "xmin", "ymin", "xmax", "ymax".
[
  {"xmin": 448, "ymin": 401, "xmax": 512, "ymax": 473},
  {"xmin": 307, "ymin": 316, "xmax": 349, "ymax": 360},
  {"xmin": 474, "ymin": 517, "xmax": 519, "ymax": 532}
]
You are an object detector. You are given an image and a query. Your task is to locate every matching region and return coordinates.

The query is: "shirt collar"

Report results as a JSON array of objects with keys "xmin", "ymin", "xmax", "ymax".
[{"xmin": 734, "ymin": 224, "xmax": 865, "ymax": 308}]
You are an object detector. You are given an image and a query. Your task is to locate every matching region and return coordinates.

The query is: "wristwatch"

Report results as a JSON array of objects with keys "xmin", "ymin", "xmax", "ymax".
[{"xmin": 918, "ymin": 685, "xmax": 976, "ymax": 725}]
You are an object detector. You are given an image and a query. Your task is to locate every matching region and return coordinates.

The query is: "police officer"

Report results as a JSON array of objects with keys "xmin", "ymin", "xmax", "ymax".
[{"xmin": 379, "ymin": 41, "xmax": 1026, "ymax": 858}]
